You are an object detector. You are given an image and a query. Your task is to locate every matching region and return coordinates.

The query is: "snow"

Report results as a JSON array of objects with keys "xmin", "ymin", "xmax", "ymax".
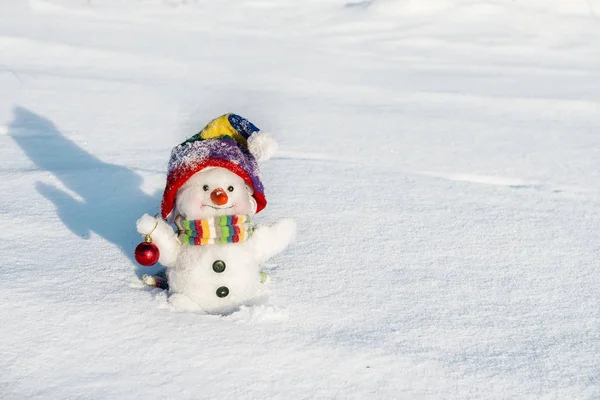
[{"xmin": 1, "ymin": 0, "xmax": 599, "ymax": 398}]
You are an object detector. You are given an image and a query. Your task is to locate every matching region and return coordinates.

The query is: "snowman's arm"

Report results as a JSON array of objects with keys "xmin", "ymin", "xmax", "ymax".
[
  {"xmin": 251, "ymin": 219, "xmax": 297, "ymax": 264},
  {"xmin": 136, "ymin": 214, "xmax": 181, "ymax": 267}
]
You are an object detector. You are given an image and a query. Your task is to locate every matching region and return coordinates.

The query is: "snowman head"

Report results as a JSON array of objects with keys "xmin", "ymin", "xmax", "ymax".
[
  {"xmin": 175, "ymin": 167, "xmax": 257, "ymax": 220},
  {"xmin": 161, "ymin": 113, "xmax": 277, "ymax": 220}
]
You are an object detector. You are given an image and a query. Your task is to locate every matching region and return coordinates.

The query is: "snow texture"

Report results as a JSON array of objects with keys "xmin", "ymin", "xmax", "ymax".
[{"xmin": 1, "ymin": 0, "xmax": 600, "ymax": 398}]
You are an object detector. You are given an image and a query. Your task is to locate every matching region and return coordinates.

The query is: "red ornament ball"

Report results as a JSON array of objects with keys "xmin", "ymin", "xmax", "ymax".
[{"xmin": 135, "ymin": 240, "xmax": 160, "ymax": 266}]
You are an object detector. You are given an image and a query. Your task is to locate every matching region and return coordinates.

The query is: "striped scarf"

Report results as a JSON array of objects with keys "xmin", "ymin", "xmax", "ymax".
[{"xmin": 175, "ymin": 215, "xmax": 253, "ymax": 246}]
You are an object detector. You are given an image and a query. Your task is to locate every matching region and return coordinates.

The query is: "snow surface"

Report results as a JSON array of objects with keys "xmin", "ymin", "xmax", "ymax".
[{"xmin": 1, "ymin": 0, "xmax": 599, "ymax": 398}]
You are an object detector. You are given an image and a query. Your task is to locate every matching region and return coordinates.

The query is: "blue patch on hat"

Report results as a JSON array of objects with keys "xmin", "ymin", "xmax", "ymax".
[{"xmin": 228, "ymin": 114, "xmax": 259, "ymax": 140}]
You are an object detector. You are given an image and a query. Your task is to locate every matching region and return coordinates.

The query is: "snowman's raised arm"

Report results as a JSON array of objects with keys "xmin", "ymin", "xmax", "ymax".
[
  {"xmin": 136, "ymin": 214, "xmax": 181, "ymax": 267},
  {"xmin": 251, "ymin": 218, "xmax": 297, "ymax": 264}
]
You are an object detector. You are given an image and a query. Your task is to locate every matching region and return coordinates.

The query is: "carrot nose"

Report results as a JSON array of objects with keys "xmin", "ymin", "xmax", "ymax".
[{"xmin": 210, "ymin": 188, "xmax": 228, "ymax": 206}]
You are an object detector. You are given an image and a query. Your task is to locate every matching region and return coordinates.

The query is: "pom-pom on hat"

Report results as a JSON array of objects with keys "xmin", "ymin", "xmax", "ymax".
[{"xmin": 161, "ymin": 113, "xmax": 277, "ymax": 219}]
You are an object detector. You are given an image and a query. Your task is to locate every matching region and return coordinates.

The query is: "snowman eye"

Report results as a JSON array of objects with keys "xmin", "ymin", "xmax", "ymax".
[
  {"xmin": 227, "ymin": 186, "xmax": 234, "ymax": 192},
  {"xmin": 203, "ymin": 185, "xmax": 209, "ymax": 191}
]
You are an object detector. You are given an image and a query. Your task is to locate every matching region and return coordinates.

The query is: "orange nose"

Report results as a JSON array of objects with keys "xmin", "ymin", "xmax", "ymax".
[{"xmin": 210, "ymin": 188, "xmax": 228, "ymax": 206}]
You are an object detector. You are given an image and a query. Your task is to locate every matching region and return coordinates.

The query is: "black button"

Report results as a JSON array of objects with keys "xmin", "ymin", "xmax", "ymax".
[
  {"xmin": 216, "ymin": 286, "xmax": 229, "ymax": 298},
  {"xmin": 212, "ymin": 260, "xmax": 226, "ymax": 273}
]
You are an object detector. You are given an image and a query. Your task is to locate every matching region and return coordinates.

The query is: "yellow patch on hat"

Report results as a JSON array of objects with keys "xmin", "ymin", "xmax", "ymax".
[{"xmin": 199, "ymin": 114, "xmax": 248, "ymax": 148}]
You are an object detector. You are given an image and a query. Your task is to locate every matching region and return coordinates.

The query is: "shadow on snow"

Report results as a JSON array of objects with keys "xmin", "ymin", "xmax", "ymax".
[{"xmin": 9, "ymin": 106, "xmax": 162, "ymax": 278}]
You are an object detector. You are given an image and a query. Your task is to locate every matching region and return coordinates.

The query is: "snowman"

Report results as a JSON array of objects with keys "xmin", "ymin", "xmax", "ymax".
[{"xmin": 136, "ymin": 113, "xmax": 296, "ymax": 314}]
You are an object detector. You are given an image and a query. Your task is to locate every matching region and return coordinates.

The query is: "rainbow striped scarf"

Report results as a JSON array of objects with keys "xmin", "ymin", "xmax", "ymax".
[{"xmin": 175, "ymin": 215, "xmax": 253, "ymax": 246}]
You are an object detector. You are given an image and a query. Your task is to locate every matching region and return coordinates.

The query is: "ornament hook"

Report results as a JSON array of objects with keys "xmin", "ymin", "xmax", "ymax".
[{"xmin": 144, "ymin": 214, "xmax": 160, "ymax": 242}]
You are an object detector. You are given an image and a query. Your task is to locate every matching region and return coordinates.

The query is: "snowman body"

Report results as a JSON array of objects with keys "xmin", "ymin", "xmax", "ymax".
[
  {"xmin": 137, "ymin": 167, "xmax": 296, "ymax": 314},
  {"xmin": 167, "ymin": 239, "xmax": 262, "ymax": 314}
]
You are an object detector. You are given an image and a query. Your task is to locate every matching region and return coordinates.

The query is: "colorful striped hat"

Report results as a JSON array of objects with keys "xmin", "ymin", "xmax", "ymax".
[{"xmin": 161, "ymin": 113, "xmax": 277, "ymax": 219}]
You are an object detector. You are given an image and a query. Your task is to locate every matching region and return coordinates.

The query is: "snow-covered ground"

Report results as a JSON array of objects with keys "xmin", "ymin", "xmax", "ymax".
[{"xmin": 1, "ymin": 0, "xmax": 599, "ymax": 398}]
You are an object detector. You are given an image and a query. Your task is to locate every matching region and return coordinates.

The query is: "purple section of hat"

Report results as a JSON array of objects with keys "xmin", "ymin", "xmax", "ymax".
[{"xmin": 168, "ymin": 137, "xmax": 264, "ymax": 194}]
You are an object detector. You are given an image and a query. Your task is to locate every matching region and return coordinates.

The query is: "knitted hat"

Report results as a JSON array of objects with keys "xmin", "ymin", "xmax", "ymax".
[{"xmin": 161, "ymin": 113, "xmax": 277, "ymax": 219}]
